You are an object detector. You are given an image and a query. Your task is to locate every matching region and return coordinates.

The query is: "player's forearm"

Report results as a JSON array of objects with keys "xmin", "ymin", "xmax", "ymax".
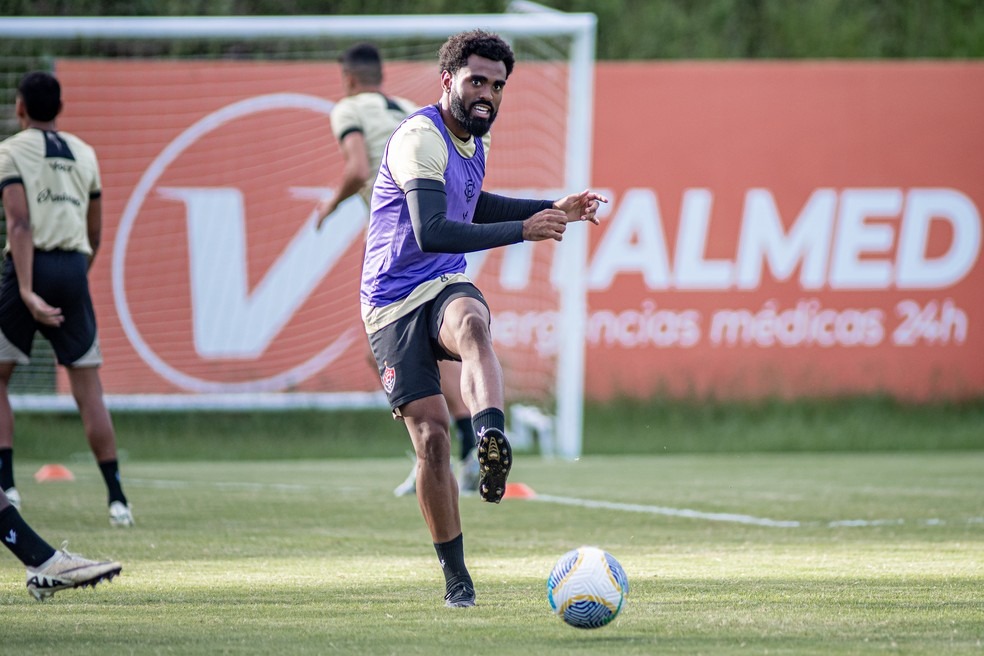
[
  {"xmin": 405, "ymin": 179, "xmax": 523, "ymax": 254},
  {"xmin": 474, "ymin": 191, "xmax": 554, "ymax": 224},
  {"xmin": 2, "ymin": 185, "xmax": 35, "ymax": 294},
  {"xmin": 334, "ymin": 170, "xmax": 367, "ymax": 206},
  {"xmin": 8, "ymin": 219, "xmax": 35, "ymax": 296},
  {"xmin": 87, "ymin": 196, "xmax": 102, "ymax": 269}
]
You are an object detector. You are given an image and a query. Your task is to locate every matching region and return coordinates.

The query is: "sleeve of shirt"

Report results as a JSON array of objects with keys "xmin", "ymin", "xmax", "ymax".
[
  {"xmin": 330, "ymin": 99, "xmax": 363, "ymax": 142},
  {"xmin": 386, "ymin": 116, "xmax": 448, "ymax": 189},
  {"xmin": 0, "ymin": 145, "xmax": 21, "ymax": 193},
  {"xmin": 406, "ymin": 180, "xmax": 524, "ymax": 253},
  {"xmin": 474, "ymin": 192, "xmax": 553, "ymax": 224}
]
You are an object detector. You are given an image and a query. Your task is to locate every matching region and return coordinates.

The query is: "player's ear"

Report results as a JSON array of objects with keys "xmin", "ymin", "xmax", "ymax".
[
  {"xmin": 14, "ymin": 96, "xmax": 28, "ymax": 124},
  {"xmin": 440, "ymin": 69, "xmax": 452, "ymax": 93}
]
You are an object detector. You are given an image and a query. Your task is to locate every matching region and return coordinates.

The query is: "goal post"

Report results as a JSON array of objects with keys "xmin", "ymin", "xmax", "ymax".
[{"xmin": 0, "ymin": 10, "xmax": 596, "ymax": 458}]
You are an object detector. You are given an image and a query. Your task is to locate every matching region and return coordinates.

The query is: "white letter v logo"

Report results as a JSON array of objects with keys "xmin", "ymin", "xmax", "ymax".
[{"xmin": 159, "ymin": 187, "xmax": 364, "ymax": 358}]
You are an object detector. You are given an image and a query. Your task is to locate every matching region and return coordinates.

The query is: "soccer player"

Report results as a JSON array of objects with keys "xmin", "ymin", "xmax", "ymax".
[
  {"xmin": 0, "ymin": 486, "xmax": 122, "ymax": 600},
  {"xmin": 361, "ymin": 30, "xmax": 606, "ymax": 607},
  {"xmin": 0, "ymin": 71, "xmax": 134, "ymax": 528},
  {"xmin": 315, "ymin": 43, "xmax": 480, "ymax": 497}
]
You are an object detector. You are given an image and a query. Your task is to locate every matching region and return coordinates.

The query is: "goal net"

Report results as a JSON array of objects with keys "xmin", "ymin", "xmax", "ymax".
[{"xmin": 0, "ymin": 9, "xmax": 596, "ymax": 457}]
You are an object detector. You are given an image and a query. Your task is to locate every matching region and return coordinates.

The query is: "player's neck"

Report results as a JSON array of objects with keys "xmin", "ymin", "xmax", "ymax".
[
  {"xmin": 349, "ymin": 84, "xmax": 383, "ymax": 97},
  {"xmin": 24, "ymin": 119, "xmax": 57, "ymax": 132}
]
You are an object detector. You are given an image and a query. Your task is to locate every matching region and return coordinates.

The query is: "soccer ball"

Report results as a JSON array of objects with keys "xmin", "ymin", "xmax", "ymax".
[{"xmin": 546, "ymin": 546, "xmax": 629, "ymax": 629}]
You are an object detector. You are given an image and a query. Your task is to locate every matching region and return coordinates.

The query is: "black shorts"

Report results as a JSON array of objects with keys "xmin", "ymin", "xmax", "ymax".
[
  {"xmin": 368, "ymin": 282, "xmax": 488, "ymax": 412},
  {"xmin": 0, "ymin": 250, "xmax": 102, "ymax": 367}
]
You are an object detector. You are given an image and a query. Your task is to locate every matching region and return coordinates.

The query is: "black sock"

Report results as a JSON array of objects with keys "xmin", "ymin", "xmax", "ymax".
[
  {"xmin": 434, "ymin": 533, "xmax": 471, "ymax": 588},
  {"xmin": 0, "ymin": 448, "xmax": 14, "ymax": 490},
  {"xmin": 472, "ymin": 408, "xmax": 505, "ymax": 438},
  {"xmin": 0, "ymin": 505, "xmax": 56, "ymax": 568},
  {"xmin": 455, "ymin": 417, "xmax": 477, "ymax": 459},
  {"xmin": 98, "ymin": 460, "xmax": 128, "ymax": 505}
]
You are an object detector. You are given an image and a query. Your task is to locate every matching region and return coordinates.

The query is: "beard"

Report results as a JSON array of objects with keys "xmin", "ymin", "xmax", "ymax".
[{"xmin": 449, "ymin": 88, "xmax": 496, "ymax": 138}]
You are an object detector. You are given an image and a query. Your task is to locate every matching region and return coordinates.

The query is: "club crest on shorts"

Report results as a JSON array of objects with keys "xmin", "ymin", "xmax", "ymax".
[{"xmin": 381, "ymin": 365, "xmax": 396, "ymax": 394}]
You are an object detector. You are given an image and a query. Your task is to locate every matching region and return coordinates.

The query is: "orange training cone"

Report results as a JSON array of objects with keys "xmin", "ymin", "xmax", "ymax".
[
  {"xmin": 503, "ymin": 482, "xmax": 537, "ymax": 500},
  {"xmin": 34, "ymin": 464, "xmax": 75, "ymax": 482}
]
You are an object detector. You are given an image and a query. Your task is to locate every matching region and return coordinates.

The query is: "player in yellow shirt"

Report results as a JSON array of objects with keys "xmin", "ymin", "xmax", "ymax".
[
  {"xmin": 316, "ymin": 44, "xmax": 480, "ymax": 497},
  {"xmin": 0, "ymin": 71, "xmax": 133, "ymax": 527}
]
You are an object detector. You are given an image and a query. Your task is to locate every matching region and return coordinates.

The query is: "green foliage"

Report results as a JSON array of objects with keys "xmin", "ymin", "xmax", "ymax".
[
  {"xmin": 2, "ymin": 0, "xmax": 982, "ymax": 59},
  {"xmin": 553, "ymin": 0, "xmax": 984, "ymax": 58}
]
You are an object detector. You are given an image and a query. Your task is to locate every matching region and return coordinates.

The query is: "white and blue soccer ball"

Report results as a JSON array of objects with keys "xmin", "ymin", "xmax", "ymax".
[{"xmin": 547, "ymin": 546, "xmax": 629, "ymax": 629}]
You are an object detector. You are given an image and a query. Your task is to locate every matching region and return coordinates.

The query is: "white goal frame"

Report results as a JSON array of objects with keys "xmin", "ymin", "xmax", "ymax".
[{"xmin": 0, "ymin": 8, "xmax": 596, "ymax": 458}]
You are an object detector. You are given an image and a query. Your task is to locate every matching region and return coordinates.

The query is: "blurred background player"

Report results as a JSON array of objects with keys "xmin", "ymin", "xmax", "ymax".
[
  {"xmin": 0, "ymin": 481, "xmax": 122, "ymax": 600},
  {"xmin": 0, "ymin": 71, "xmax": 133, "ymax": 528},
  {"xmin": 314, "ymin": 43, "xmax": 479, "ymax": 497}
]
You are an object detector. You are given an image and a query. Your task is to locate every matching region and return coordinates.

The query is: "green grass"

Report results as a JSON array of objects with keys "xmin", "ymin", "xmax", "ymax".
[
  {"xmin": 8, "ymin": 396, "xmax": 984, "ymax": 462},
  {"xmin": 2, "ymin": 453, "xmax": 982, "ymax": 654}
]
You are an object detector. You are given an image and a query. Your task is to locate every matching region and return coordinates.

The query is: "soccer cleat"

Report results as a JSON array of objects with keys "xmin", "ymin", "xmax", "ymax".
[
  {"xmin": 457, "ymin": 451, "xmax": 480, "ymax": 496},
  {"xmin": 444, "ymin": 579, "xmax": 476, "ymax": 608},
  {"xmin": 108, "ymin": 501, "xmax": 135, "ymax": 528},
  {"xmin": 3, "ymin": 486, "xmax": 21, "ymax": 511},
  {"xmin": 26, "ymin": 545, "xmax": 122, "ymax": 601},
  {"xmin": 476, "ymin": 428, "xmax": 512, "ymax": 504},
  {"xmin": 393, "ymin": 458, "xmax": 418, "ymax": 497}
]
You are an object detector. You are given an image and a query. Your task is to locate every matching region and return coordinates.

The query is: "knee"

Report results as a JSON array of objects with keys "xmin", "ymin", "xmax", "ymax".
[
  {"xmin": 455, "ymin": 311, "xmax": 491, "ymax": 349},
  {"xmin": 414, "ymin": 422, "xmax": 451, "ymax": 464}
]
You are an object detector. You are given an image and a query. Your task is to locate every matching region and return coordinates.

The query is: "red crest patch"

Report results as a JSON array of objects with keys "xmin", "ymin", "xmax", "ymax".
[{"xmin": 381, "ymin": 365, "xmax": 396, "ymax": 394}]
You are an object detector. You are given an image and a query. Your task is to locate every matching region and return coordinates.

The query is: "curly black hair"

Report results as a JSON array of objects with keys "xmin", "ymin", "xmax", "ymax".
[{"xmin": 438, "ymin": 29, "xmax": 515, "ymax": 78}]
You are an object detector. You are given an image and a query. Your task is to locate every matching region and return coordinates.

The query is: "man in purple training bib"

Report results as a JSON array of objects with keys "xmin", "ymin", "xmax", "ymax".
[{"xmin": 361, "ymin": 29, "xmax": 606, "ymax": 608}]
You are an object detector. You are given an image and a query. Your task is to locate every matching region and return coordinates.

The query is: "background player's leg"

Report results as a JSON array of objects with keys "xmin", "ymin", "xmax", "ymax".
[
  {"xmin": 439, "ymin": 360, "xmax": 478, "ymax": 494},
  {"xmin": 0, "ymin": 362, "xmax": 19, "ymax": 509},
  {"xmin": 66, "ymin": 366, "xmax": 133, "ymax": 527}
]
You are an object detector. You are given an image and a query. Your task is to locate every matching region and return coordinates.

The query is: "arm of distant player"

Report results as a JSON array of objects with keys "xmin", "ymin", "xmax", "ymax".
[
  {"xmin": 316, "ymin": 131, "xmax": 371, "ymax": 230},
  {"xmin": 1, "ymin": 182, "xmax": 63, "ymax": 327},
  {"xmin": 87, "ymin": 192, "xmax": 103, "ymax": 271}
]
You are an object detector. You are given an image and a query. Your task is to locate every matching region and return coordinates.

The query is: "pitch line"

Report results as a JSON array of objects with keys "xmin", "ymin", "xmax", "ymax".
[
  {"xmin": 531, "ymin": 493, "xmax": 802, "ymax": 528},
  {"xmin": 126, "ymin": 478, "xmax": 981, "ymax": 529},
  {"xmin": 529, "ymin": 494, "xmax": 984, "ymax": 529}
]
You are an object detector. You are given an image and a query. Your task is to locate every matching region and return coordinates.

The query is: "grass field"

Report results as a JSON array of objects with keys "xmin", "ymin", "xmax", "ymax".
[{"xmin": 1, "ymin": 448, "xmax": 982, "ymax": 654}]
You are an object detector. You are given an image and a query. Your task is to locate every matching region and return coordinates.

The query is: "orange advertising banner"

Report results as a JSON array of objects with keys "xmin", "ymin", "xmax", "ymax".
[
  {"xmin": 587, "ymin": 62, "xmax": 983, "ymax": 401},
  {"xmin": 53, "ymin": 60, "xmax": 983, "ymax": 402}
]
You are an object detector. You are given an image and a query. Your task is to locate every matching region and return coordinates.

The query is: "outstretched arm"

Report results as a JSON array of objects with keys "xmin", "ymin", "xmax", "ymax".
[
  {"xmin": 408, "ymin": 184, "xmax": 608, "ymax": 252},
  {"xmin": 473, "ymin": 189, "xmax": 609, "ymax": 242},
  {"xmin": 552, "ymin": 189, "xmax": 608, "ymax": 225},
  {"xmin": 315, "ymin": 132, "xmax": 371, "ymax": 229},
  {"xmin": 473, "ymin": 192, "xmax": 553, "ymax": 225},
  {"xmin": 406, "ymin": 180, "xmax": 524, "ymax": 253}
]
